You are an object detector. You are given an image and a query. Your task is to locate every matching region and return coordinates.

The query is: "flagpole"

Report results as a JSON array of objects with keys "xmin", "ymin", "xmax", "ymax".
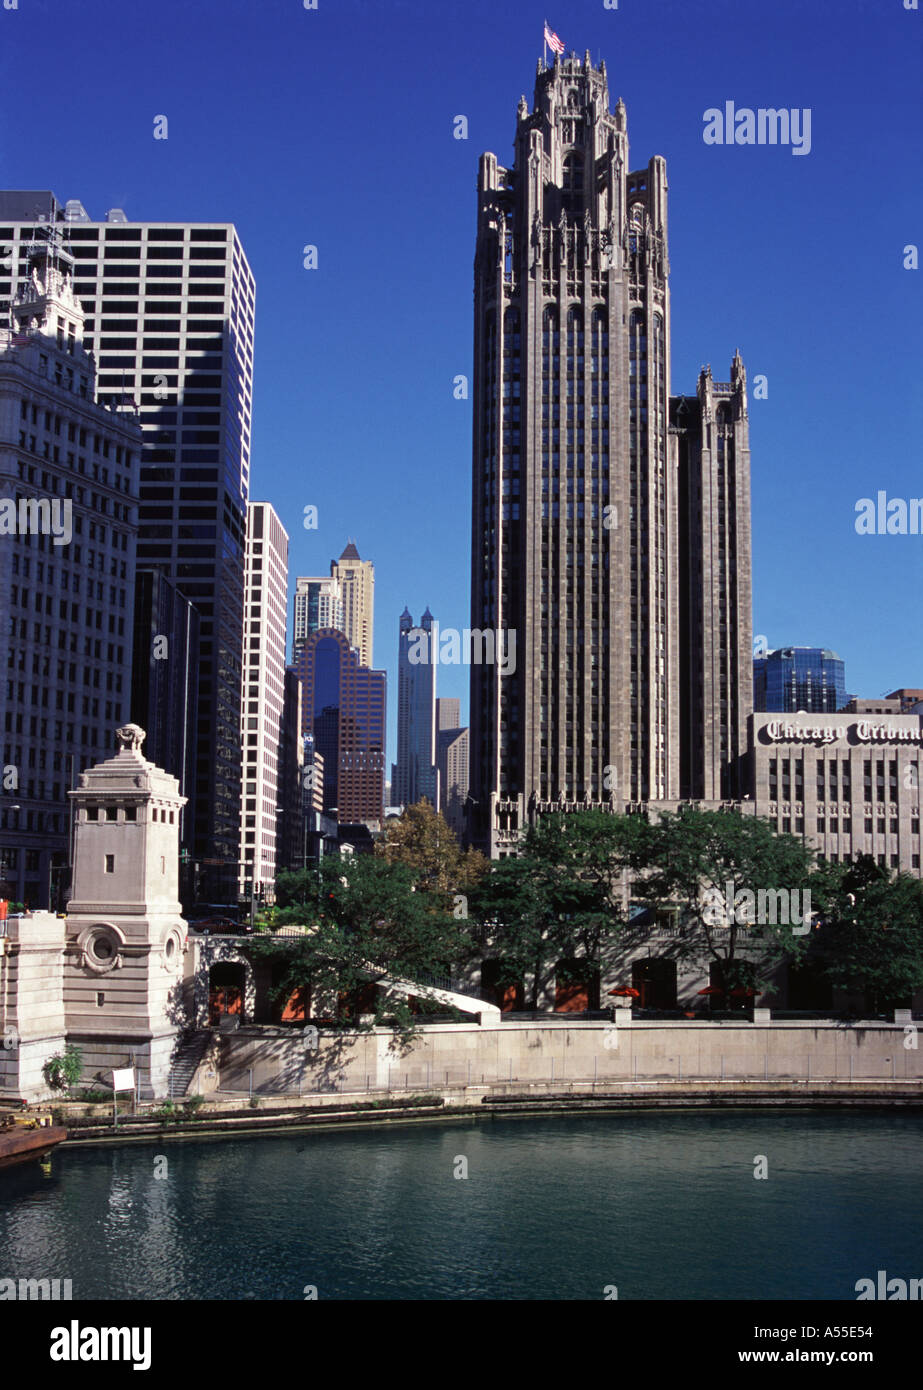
[{"xmin": 543, "ymin": 19, "xmax": 547, "ymax": 70}]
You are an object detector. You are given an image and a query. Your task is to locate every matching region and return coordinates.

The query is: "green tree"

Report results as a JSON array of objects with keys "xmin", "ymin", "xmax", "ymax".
[
  {"xmin": 633, "ymin": 808, "xmax": 818, "ymax": 999},
  {"xmin": 251, "ymin": 852, "xmax": 464, "ymax": 1033},
  {"xmin": 812, "ymin": 855, "xmax": 923, "ymax": 1011},
  {"xmin": 471, "ymin": 811, "xmax": 639, "ymax": 1008}
]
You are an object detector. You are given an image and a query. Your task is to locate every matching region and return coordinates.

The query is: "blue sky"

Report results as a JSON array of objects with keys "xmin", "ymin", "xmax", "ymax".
[{"xmin": 0, "ymin": 0, "xmax": 920, "ymax": 762}]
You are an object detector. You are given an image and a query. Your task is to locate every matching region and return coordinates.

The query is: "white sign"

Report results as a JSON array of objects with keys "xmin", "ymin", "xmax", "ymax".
[{"xmin": 111, "ymin": 1068, "xmax": 135, "ymax": 1092}]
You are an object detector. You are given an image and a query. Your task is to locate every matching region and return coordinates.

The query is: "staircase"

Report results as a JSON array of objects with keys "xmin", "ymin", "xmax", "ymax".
[{"xmin": 168, "ymin": 1032, "xmax": 210, "ymax": 1098}]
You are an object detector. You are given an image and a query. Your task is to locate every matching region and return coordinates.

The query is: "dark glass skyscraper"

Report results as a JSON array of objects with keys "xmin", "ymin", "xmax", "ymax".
[
  {"xmin": 131, "ymin": 568, "xmax": 199, "ymax": 855},
  {"xmin": 394, "ymin": 607, "xmax": 437, "ymax": 807},
  {"xmin": 753, "ymin": 647, "xmax": 846, "ymax": 714}
]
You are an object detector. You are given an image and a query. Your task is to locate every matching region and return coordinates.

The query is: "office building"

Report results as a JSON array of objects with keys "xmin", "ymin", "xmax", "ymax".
[
  {"xmin": 469, "ymin": 54, "xmax": 753, "ymax": 854},
  {"xmin": 754, "ymin": 646, "xmax": 846, "ymax": 715},
  {"xmin": 0, "ymin": 224, "xmax": 140, "ymax": 908},
  {"xmin": 239, "ymin": 502, "xmax": 289, "ymax": 896},
  {"xmin": 887, "ymin": 689, "xmax": 923, "ymax": 714},
  {"xmin": 435, "ymin": 697, "xmax": 469, "ymax": 843},
  {"xmin": 331, "ymin": 541, "xmax": 374, "ymax": 666},
  {"xmin": 292, "ymin": 628, "xmax": 386, "ymax": 826},
  {"xmin": 750, "ymin": 710, "xmax": 922, "ymax": 877},
  {"xmin": 130, "ymin": 567, "xmax": 199, "ymax": 855},
  {"xmin": 292, "ymin": 575, "xmax": 342, "ymax": 656},
  {"xmin": 394, "ymin": 607, "xmax": 437, "ymax": 807},
  {"xmin": 0, "ymin": 192, "xmax": 255, "ymax": 896},
  {"xmin": 671, "ymin": 366, "xmax": 752, "ymax": 800}
]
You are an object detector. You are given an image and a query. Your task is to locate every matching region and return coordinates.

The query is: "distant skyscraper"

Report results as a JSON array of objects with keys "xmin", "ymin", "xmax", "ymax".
[
  {"xmin": 331, "ymin": 541, "xmax": 374, "ymax": 666},
  {"xmin": 292, "ymin": 575, "xmax": 343, "ymax": 656},
  {"xmin": 131, "ymin": 568, "xmax": 200, "ymax": 855},
  {"xmin": 469, "ymin": 55, "xmax": 753, "ymax": 854},
  {"xmin": 293, "ymin": 628, "xmax": 386, "ymax": 826},
  {"xmin": 0, "ymin": 225, "xmax": 141, "ymax": 908},
  {"xmin": 0, "ymin": 192, "xmax": 256, "ymax": 895},
  {"xmin": 394, "ymin": 608, "xmax": 437, "ymax": 807},
  {"xmin": 435, "ymin": 698, "xmax": 469, "ymax": 843},
  {"xmin": 436, "ymin": 698, "xmax": 461, "ymax": 733},
  {"xmin": 753, "ymin": 647, "xmax": 846, "ymax": 714},
  {"xmin": 239, "ymin": 503, "xmax": 289, "ymax": 896}
]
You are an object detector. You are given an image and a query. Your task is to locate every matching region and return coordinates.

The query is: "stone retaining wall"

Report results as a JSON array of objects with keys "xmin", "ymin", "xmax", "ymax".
[{"xmin": 217, "ymin": 1018, "xmax": 922, "ymax": 1095}]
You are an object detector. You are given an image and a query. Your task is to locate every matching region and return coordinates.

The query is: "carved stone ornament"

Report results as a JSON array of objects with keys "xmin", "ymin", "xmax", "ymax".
[{"xmin": 116, "ymin": 723, "xmax": 146, "ymax": 753}]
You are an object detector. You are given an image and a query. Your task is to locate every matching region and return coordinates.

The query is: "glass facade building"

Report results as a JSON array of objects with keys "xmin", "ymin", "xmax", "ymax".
[
  {"xmin": 753, "ymin": 647, "xmax": 847, "ymax": 714},
  {"xmin": 292, "ymin": 629, "xmax": 386, "ymax": 825},
  {"xmin": 393, "ymin": 607, "xmax": 437, "ymax": 808}
]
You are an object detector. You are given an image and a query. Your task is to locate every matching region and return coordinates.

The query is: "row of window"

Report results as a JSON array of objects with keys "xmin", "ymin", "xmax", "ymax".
[{"xmin": 84, "ymin": 804, "xmax": 175, "ymax": 824}]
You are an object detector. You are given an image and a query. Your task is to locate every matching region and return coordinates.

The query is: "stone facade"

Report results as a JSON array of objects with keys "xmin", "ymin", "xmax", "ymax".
[
  {"xmin": 0, "ymin": 725, "xmax": 193, "ymax": 1101},
  {"xmin": 469, "ymin": 54, "xmax": 752, "ymax": 856},
  {"xmin": 750, "ymin": 711, "xmax": 923, "ymax": 877}
]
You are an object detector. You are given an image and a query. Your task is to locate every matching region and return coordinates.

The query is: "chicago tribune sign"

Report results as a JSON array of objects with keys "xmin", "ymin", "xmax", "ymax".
[{"xmin": 765, "ymin": 720, "xmax": 923, "ymax": 745}]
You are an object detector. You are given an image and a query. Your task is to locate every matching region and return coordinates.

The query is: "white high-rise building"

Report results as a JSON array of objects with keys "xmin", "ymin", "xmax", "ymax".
[
  {"xmin": 239, "ymin": 502, "xmax": 289, "ymax": 896},
  {"xmin": 293, "ymin": 575, "xmax": 342, "ymax": 655}
]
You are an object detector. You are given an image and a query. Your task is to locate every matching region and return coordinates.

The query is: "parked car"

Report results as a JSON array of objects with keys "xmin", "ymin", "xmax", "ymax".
[{"xmin": 188, "ymin": 916, "xmax": 238, "ymax": 933}]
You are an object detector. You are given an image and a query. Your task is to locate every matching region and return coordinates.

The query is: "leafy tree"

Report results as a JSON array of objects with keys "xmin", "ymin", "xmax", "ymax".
[
  {"xmin": 811, "ymin": 855, "xmax": 923, "ymax": 1011},
  {"xmin": 376, "ymin": 799, "xmax": 487, "ymax": 901},
  {"xmin": 251, "ymin": 853, "xmax": 464, "ymax": 1034},
  {"xmin": 471, "ymin": 811, "xmax": 638, "ymax": 1008},
  {"xmin": 633, "ymin": 808, "xmax": 818, "ymax": 999}
]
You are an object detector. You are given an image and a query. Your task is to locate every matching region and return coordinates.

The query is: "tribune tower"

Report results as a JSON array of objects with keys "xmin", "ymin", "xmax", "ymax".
[{"xmin": 469, "ymin": 51, "xmax": 752, "ymax": 854}]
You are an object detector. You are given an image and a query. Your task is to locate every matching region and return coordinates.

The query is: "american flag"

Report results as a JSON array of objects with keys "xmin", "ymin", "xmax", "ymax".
[{"xmin": 544, "ymin": 22, "xmax": 565, "ymax": 55}]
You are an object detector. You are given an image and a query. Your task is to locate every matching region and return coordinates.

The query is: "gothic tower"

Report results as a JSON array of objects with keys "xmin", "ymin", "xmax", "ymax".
[
  {"xmin": 470, "ymin": 52, "xmax": 675, "ymax": 854},
  {"xmin": 469, "ymin": 52, "xmax": 753, "ymax": 855}
]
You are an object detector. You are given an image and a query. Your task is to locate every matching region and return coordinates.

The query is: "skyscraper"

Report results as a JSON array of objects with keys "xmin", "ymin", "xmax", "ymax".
[
  {"xmin": 435, "ymin": 698, "xmax": 469, "ymax": 843},
  {"xmin": 0, "ymin": 193, "xmax": 255, "ymax": 895},
  {"xmin": 753, "ymin": 647, "xmax": 846, "ymax": 714},
  {"xmin": 331, "ymin": 541, "xmax": 374, "ymax": 666},
  {"xmin": 292, "ymin": 629, "xmax": 386, "ymax": 826},
  {"xmin": 394, "ymin": 607, "xmax": 437, "ymax": 807},
  {"xmin": 292, "ymin": 575, "xmax": 343, "ymax": 656},
  {"xmin": 0, "ymin": 224, "xmax": 141, "ymax": 907},
  {"xmin": 131, "ymin": 568, "xmax": 200, "ymax": 856},
  {"xmin": 672, "ymin": 364, "xmax": 753, "ymax": 800},
  {"xmin": 239, "ymin": 503, "xmax": 289, "ymax": 896},
  {"xmin": 469, "ymin": 53, "xmax": 753, "ymax": 854}
]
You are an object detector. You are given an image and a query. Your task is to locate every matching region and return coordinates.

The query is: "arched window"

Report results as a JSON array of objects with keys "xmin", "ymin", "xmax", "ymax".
[{"xmin": 563, "ymin": 153, "xmax": 584, "ymax": 193}]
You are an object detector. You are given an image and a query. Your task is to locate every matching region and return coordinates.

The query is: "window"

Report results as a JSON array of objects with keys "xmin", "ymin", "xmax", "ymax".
[{"xmin": 104, "ymin": 854, "xmax": 115, "ymax": 873}]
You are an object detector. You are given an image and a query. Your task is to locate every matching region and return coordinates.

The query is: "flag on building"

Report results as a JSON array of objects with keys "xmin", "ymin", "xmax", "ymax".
[{"xmin": 544, "ymin": 23, "xmax": 565, "ymax": 55}]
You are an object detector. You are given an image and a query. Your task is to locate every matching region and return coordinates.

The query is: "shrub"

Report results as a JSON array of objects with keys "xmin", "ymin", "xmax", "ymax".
[{"xmin": 42, "ymin": 1045, "xmax": 83, "ymax": 1093}]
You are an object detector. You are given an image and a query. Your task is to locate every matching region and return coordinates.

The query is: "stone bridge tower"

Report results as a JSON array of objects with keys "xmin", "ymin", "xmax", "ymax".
[{"xmin": 64, "ymin": 724, "xmax": 189, "ymax": 1097}]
